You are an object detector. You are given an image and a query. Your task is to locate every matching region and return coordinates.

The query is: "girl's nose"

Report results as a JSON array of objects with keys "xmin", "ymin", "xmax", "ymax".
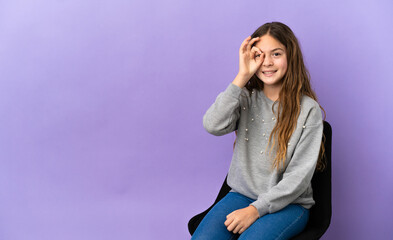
[{"xmin": 263, "ymin": 56, "xmax": 273, "ymax": 66}]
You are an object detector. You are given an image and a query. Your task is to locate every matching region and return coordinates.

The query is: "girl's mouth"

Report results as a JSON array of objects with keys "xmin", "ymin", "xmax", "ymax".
[{"xmin": 262, "ymin": 70, "xmax": 277, "ymax": 77}]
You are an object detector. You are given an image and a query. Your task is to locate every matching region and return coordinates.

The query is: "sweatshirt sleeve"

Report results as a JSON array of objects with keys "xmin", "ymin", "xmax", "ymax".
[
  {"xmin": 250, "ymin": 105, "xmax": 324, "ymax": 218},
  {"xmin": 202, "ymin": 83, "xmax": 243, "ymax": 136}
]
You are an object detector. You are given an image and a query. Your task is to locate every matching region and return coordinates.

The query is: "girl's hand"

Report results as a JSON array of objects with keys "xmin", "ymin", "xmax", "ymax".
[
  {"xmin": 224, "ymin": 205, "xmax": 260, "ymax": 234},
  {"xmin": 238, "ymin": 36, "xmax": 264, "ymax": 80}
]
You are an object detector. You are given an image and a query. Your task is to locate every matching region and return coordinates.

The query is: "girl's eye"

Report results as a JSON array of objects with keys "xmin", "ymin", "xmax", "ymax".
[{"xmin": 273, "ymin": 53, "xmax": 281, "ymax": 57}]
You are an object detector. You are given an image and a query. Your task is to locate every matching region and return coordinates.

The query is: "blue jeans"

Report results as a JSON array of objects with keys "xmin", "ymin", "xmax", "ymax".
[{"xmin": 191, "ymin": 192, "xmax": 309, "ymax": 240}]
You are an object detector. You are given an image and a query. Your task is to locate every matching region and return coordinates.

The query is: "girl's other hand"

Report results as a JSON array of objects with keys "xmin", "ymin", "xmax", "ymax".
[
  {"xmin": 238, "ymin": 36, "xmax": 264, "ymax": 81},
  {"xmin": 224, "ymin": 205, "xmax": 260, "ymax": 234}
]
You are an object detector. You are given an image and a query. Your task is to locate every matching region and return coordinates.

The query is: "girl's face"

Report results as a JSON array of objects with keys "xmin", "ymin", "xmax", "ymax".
[{"xmin": 254, "ymin": 34, "xmax": 288, "ymax": 88}]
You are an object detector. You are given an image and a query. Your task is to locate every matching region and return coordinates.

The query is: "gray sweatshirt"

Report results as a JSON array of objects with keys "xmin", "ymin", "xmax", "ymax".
[{"xmin": 203, "ymin": 82, "xmax": 323, "ymax": 218}]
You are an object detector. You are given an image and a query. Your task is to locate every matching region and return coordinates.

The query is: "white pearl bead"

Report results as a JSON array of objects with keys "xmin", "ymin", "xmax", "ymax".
[
  {"xmin": 260, "ymin": 151, "xmax": 264, "ymax": 154},
  {"xmin": 245, "ymin": 138, "xmax": 249, "ymax": 141},
  {"xmin": 245, "ymin": 128, "xmax": 248, "ymax": 131},
  {"xmin": 251, "ymin": 118, "xmax": 254, "ymax": 121},
  {"xmin": 303, "ymin": 125, "xmax": 306, "ymax": 128}
]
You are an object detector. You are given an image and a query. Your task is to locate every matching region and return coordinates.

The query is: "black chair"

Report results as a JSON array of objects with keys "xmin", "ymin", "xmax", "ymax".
[{"xmin": 188, "ymin": 121, "xmax": 332, "ymax": 239}]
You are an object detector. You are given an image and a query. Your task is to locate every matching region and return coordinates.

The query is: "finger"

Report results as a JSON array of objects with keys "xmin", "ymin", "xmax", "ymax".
[
  {"xmin": 233, "ymin": 224, "xmax": 243, "ymax": 234},
  {"xmin": 240, "ymin": 36, "xmax": 251, "ymax": 54},
  {"xmin": 251, "ymin": 46, "xmax": 262, "ymax": 55},
  {"xmin": 224, "ymin": 217, "xmax": 233, "ymax": 227},
  {"xmin": 226, "ymin": 211, "xmax": 234, "ymax": 218},
  {"xmin": 227, "ymin": 221, "xmax": 237, "ymax": 232},
  {"xmin": 251, "ymin": 47, "xmax": 262, "ymax": 60},
  {"xmin": 251, "ymin": 50, "xmax": 257, "ymax": 61},
  {"xmin": 253, "ymin": 45, "xmax": 262, "ymax": 52},
  {"xmin": 247, "ymin": 37, "xmax": 260, "ymax": 53}
]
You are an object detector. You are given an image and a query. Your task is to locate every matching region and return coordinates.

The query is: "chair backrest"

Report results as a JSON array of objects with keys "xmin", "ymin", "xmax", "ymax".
[{"xmin": 291, "ymin": 120, "xmax": 332, "ymax": 239}]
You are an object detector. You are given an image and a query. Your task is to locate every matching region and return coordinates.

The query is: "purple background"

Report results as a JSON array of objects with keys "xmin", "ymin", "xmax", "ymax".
[{"xmin": 0, "ymin": 0, "xmax": 392, "ymax": 239}]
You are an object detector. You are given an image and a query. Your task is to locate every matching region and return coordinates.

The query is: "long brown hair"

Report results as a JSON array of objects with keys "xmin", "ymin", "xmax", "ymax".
[{"xmin": 234, "ymin": 22, "xmax": 327, "ymax": 172}]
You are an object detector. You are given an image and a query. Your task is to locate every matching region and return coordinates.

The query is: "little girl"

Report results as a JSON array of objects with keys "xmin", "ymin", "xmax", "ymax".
[{"xmin": 191, "ymin": 22, "xmax": 326, "ymax": 240}]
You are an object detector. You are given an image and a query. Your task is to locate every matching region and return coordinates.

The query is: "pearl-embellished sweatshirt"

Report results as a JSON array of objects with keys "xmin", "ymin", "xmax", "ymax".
[{"xmin": 203, "ymin": 82, "xmax": 324, "ymax": 218}]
